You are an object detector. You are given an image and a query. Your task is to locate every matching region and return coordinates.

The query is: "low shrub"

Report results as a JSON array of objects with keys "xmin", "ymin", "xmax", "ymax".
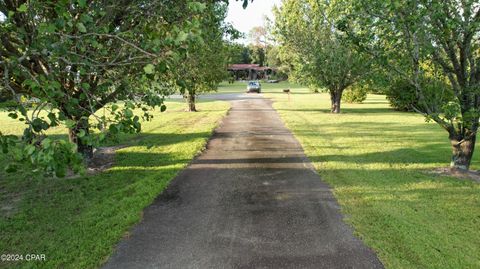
[
  {"xmin": 342, "ymin": 84, "xmax": 367, "ymax": 103},
  {"xmin": 386, "ymin": 80, "xmax": 417, "ymax": 111},
  {"xmin": 386, "ymin": 78, "xmax": 454, "ymax": 112}
]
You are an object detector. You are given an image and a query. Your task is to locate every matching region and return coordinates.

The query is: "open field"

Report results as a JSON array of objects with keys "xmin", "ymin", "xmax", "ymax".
[
  {"xmin": 218, "ymin": 82, "xmax": 480, "ymax": 269},
  {"xmin": 0, "ymin": 100, "xmax": 229, "ymax": 268}
]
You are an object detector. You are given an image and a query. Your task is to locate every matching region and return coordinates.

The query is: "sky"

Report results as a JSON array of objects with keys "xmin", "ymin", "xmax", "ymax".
[{"xmin": 226, "ymin": 0, "xmax": 282, "ymax": 44}]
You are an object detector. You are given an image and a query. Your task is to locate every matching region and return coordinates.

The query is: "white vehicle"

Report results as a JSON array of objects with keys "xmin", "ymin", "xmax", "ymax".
[{"xmin": 246, "ymin": 81, "xmax": 261, "ymax": 93}]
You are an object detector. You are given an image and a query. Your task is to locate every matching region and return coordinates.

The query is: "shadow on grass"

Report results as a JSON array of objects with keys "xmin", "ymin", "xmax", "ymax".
[
  {"xmin": 307, "ymin": 146, "xmax": 451, "ymax": 165},
  {"xmin": 1, "ymin": 144, "xmax": 478, "ymax": 269},
  {"xmin": 0, "ymin": 130, "xmax": 218, "ymax": 268},
  {"xmin": 278, "ymin": 107, "xmax": 398, "ymax": 114},
  {"xmin": 317, "ymin": 166, "xmax": 480, "ymax": 269},
  {"xmin": 292, "ymin": 123, "xmax": 446, "ymax": 143}
]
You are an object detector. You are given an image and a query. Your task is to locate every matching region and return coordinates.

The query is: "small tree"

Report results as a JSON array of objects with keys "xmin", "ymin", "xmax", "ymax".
[
  {"xmin": 174, "ymin": 1, "xmax": 229, "ymax": 112},
  {"xmin": 348, "ymin": 0, "xmax": 480, "ymax": 170},
  {"xmin": 273, "ymin": 0, "xmax": 370, "ymax": 113}
]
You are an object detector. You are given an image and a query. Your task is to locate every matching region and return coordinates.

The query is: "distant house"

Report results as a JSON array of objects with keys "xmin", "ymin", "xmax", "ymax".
[{"xmin": 227, "ymin": 64, "xmax": 276, "ymax": 80}]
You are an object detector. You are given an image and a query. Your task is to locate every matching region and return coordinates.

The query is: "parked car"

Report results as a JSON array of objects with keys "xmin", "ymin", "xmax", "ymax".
[{"xmin": 246, "ymin": 81, "xmax": 261, "ymax": 93}]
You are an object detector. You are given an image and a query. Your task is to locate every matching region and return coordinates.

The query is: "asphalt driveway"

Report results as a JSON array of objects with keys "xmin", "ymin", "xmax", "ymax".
[{"xmin": 103, "ymin": 96, "xmax": 383, "ymax": 269}]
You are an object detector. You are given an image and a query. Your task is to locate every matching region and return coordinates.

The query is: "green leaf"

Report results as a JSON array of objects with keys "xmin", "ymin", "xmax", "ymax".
[
  {"xmin": 124, "ymin": 109, "xmax": 133, "ymax": 118},
  {"xmin": 143, "ymin": 64, "xmax": 155, "ymax": 74},
  {"xmin": 188, "ymin": 2, "xmax": 206, "ymax": 12},
  {"xmin": 39, "ymin": 23, "xmax": 56, "ymax": 34},
  {"xmin": 77, "ymin": 22, "xmax": 87, "ymax": 33},
  {"xmin": 81, "ymin": 83, "xmax": 91, "ymax": 90},
  {"xmin": 109, "ymin": 124, "xmax": 119, "ymax": 134},
  {"xmin": 77, "ymin": 0, "xmax": 87, "ymax": 8},
  {"xmin": 32, "ymin": 118, "xmax": 48, "ymax": 132},
  {"xmin": 25, "ymin": 144, "xmax": 36, "ymax": 155},
  {"xmin": 47, "ymin": 112, "xmax": 58, "ymax": 126},
  {"xmin": 160, "ymin": 104, "xmax": 167, "ymax": 112},
  {"xmin": 158, "ymin": 61, "xmax": 168, "ymax": 73},
  {"xmin": 77, "ymin": 129, "xmax": 86, "ymax": 138},
  {"xmin": 17, "ymin": 4, "xmax": 28, "ymax": 12},
  {"xmin": 175, "ymin": 31, "xmax": 189, "ymax": 44},
  {"xmin": 41, "ymin": 138, "xmax": 52, "ymax": 149},
  {"xmin": 65, "ymin": 119, "xmax": 76, "ymax": 129}
]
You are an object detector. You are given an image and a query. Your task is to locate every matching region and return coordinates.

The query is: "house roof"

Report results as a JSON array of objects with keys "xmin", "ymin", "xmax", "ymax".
[{"xmin": 228, "ymin": 64, "xmax": 276, "ymax": 71}]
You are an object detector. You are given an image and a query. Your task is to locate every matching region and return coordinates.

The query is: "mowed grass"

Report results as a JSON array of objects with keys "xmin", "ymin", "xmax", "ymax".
[
  {"xmin": 0, "ymin": 100, "xmax": 229, "ymax": 268},
  {"xmin": 219, "ymin": 82, "xmax": 480, "ymax": 268}
]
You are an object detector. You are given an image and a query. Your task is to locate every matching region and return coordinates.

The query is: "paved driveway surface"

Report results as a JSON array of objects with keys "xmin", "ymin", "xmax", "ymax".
[{"xmin": 103, "ymin": 96, "xmax": 383, "ymax": 269}]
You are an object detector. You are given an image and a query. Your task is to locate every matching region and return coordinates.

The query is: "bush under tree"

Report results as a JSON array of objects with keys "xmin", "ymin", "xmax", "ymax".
[{"xmin": 342, "ymin": 84, "xmax": 367, "ymax": 104}]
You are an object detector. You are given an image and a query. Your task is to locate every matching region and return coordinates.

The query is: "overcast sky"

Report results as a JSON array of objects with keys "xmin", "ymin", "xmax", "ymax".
[{"xmin": 226, "ymin": 0, "xmax": 282, "ymax": 44}]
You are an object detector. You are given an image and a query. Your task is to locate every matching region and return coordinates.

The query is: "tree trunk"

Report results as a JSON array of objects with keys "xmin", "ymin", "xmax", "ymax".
[
  {"xmin": 449, "ymin": 133, "xmax": 476, "ymax": 170},
  {"xmin": 68, "ymin": 118, "xmax": 93, "ymax": 160},
  {"xmin": 186, "ymin": 93, "xmax": 197, "ymax": 112},
  {"xmin": 330, "ymin": 90, "xmax": 343, "ymax": 113}
]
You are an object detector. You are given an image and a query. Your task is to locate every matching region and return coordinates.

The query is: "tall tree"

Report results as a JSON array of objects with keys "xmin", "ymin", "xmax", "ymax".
[
  {"xmin": 248, "ymin": 18, "xmax": 273, "ymax": 66},
  {"xmin": 0, "ymin": 0, "xmax": 209, "ymax": 176},
  {"xmin": 248, "ymin": 26, "xmax": 267, "ymax": 66},
  {"xmin": 274, "ymin": 0, "xmax": 370, "ymax": 113},
  {"xmin": 249, "ymin": 45, "xmax": 265, "ymax": 66},
  {"xmin": 249, "ymin": 26, "xmax": 268, "ymax": 48},
  {"xmin": 346, "ymin": 0, "xmax": 480, "ymax": 170},
  {"xmin": 226, "ymin": 43, "xmax": 251, "ymax": 64}
]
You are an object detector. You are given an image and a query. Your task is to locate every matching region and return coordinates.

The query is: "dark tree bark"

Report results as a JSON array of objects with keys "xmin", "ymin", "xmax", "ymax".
[
  {"xmin": 186, "ymin": 93, "xmax": 197, "ymax": 112},
  {"xmin": 449, "ymin": 133, "xmax": 476, "ymax": 170},
  {"xmin": 68, "ymin": 118, "xmax": 93, "ymax": 160},
  {"xmin": 330, "ymin": 90, "xmax": 343, "ymax": 113}
]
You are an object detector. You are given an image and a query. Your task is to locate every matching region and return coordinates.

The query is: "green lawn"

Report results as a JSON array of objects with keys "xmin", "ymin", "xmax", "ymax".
[
  {"xmin": 218, "ymin": 82, "xmax": 480, "ymax": 268},
  {"xmin": 0, "ymin": 100, "xmax": 229, "ymax": 268}
]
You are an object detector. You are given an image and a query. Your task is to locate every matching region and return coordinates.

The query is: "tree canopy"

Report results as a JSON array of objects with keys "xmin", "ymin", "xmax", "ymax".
[
  {"xmin": 273, "ymin": 0, "xmax": 371, "ymax": 113},
  {"xmin": 174, "ymin": 1, "xmax": 231, "ymax": 112}
]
